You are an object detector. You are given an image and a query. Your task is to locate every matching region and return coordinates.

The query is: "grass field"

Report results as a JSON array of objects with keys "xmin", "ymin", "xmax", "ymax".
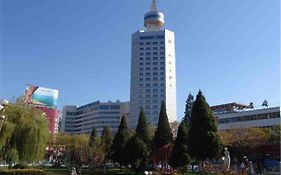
[{"xmin": 45, "ymin": 168, "xmax": 136, "ymax": 175}]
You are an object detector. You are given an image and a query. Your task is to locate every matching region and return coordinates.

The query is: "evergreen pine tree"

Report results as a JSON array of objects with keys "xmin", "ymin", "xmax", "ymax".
[
  {"xmin": 184, "ymin": 93, "xmax": 194, "ymax": 124},
  {"xmin": 153, "ymin": 101, "xmax": 173, "ymax": 149},
  {"xmin": 101, "ymin": 127, "xmax": 113, "ymax": 153},
  {"xmin": 122, "ymin": 135, "xmax": 149, "ymax": 172},
  {"xmin": 187, "ymin": 90, "xmax": 222, "ymax": 161},
  {"xmin": 110, "ymin": 115, "xmax": 131, "ymax": 164},
  {"xmin": 136, "ymin": 108, "xmax": 151, "ymax": 145},
  {"xmin": 169, "ymin": 121, "xmax": 191, "ymax": 169},
  {"xmin": 89, "ymin": 127, "xmax": 97, "ymax": 147},
  {"xmin": 122, "ymin": 109, "xmax": 151, "ymax": 171}
]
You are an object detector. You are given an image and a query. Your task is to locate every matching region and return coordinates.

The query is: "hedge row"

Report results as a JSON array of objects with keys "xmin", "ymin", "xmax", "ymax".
[{"xmin": 0, "ymin": 169, "xmax": 46, "ymax": 175}]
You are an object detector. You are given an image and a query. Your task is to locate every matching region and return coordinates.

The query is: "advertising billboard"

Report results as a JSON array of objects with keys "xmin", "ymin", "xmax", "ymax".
[
  {"xmin": 37, "ymin": 107, "xmax": 60, "ymax": 134},
  {"xmin": 25, "ymin": 85, "xmax": 59, "ymax": 109}
]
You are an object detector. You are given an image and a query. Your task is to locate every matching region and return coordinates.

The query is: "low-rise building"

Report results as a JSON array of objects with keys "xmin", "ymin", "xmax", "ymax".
[
  {"xmin": 211, "ymin": 103, "xmax": 280, "ymax": 130},
  {"xmin": 62, "ymin": 100, "xmax": 130, "ymax": 135}
]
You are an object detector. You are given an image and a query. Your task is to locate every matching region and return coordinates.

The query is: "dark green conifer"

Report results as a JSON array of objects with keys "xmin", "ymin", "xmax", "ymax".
[
  {"xmin": 153, "ymin": 101, "xmax": 173, "ymax": 149},
  {"xmin": 89, "ymin": 127, "xmax": 97, "ymax": 147},
  {"xmin": 122, "ymin": 135, "xmax": 149, "ymax": 172},
  {"xmin": 122, "ymin": 109, "xmax": 151, "ymax": 171},
  {"xmin": 101, "ymin": 126, "xmax": 113, "ymax": 153},
  {"xmin": 187, "ymin": 90, "xmax": 222, "ymax": 161},
  {"xmin": 169, "ymin": 121, "xmax": 191, "ymax": 169},
  {"xmin": 136, "ymin": 108, "xmax": 151, "ymax": 145},
  {"xmin": 184, "ymin": 93, "xmax": 194, "ymax": 125},
  {"xmin": 110, "ymin": 115, "xmax": 131, "ymax": 164}
]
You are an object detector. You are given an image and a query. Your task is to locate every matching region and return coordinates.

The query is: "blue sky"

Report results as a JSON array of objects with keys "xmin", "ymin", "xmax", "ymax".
[{"xmin": 1, "ymin": 0, "xmax": 280, "ymax": 120}]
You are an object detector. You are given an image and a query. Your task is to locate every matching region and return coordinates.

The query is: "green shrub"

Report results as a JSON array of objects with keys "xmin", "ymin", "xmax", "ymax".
[
  {"xmin": 12, "ymin": 163, "xmax": 28, "ymax": 169},
  {"xmin": 0, "ymin": 169, "xmax": 46, "ymax": 175}
]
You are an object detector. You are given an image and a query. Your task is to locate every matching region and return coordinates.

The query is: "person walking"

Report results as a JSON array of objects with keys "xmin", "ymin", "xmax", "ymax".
[
  {"xmin": 248, "ymin": 161, "xmax": 255, "ymax": 175},
  {"xmin": 256, "ymin": 157, "xmax": 263, "ymax": 175}
]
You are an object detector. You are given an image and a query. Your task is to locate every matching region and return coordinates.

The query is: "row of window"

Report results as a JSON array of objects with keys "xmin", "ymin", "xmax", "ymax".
[
  {"xmin": 139, "ymin": 67, "xmax": 165, "ymax": 71},
  {"xmin": 78, "ymin": 116, "xmax": 120, "ymax": 122},
  {"xmin": 140, "ymin": 94, "xmax": 163, "ymax": 98},
  {"xmin": 139, "ymin": 57, "xmax": 165, "ymax": 60},
  {"xmin": 140, "ymin": 52, "xmax": 165, "ymax": 55},
  {"xmin": 94, "ymin": 126, "xmax": 119, "ymax": 129},
  {"xmin": 68, "ymin": 128, "xmax": 83, "ymax": 132},
  {"xmin": 144, "ymin": 14, "xmax": 161, "ymax": 20},
  {"xmin": 98, "ymin": 112, "xmax": 120, "ymax": 115},
  {"xmin": 139, "ymin": 77, "xmax": 165, "ymax": 81},
  {"xmin": 142, "ymin": 105, "xmax": 159, "ymax": 110},
  {"xmin": 92, "ymin": 121, "xmax": 120, "ymax": 125},
  {"xmin": 139, "ymin": 47, "xmax": 165, "ymax": 51},
  {"xmin": 65, "ymin": 121, "xmax": 77, "ymax": 124},
  {"xmin": 139, "ymin": 108, "xmax": 159, "ymax": 116},
  {"xmin": 141, "ymin": 89, "xmax": 163, "ymax": 93},
  {"xmin": 94, "ymin": 116, "xmax": 120, "ymax": 120},
  {"xmin": 139, "ymin": 62, "xmax": 165, "ymax": 66},
  {"xmin": 99, "ymin": 105, "xmax": 120, "ymax": 110},
  {"xmin": 139, "ymin": 99, "xmax": 160, "ymax": 103},
  {"xmin": 65, "ymin": 129, "xmax": 76, "ymax": 132},
  {"xmin": 73, "ymin": 116, "xmax": 120, "ymax": 124},
  {"xmin": 65, "ymin": 117, "xmax": 76, "ymax": 121},
  {"xmin": 139, "ymin": 83, "xmax": 165, "ymax": 87},
  {"xmin": 219, "ymin": 112, "xmax": 280, "ymax": 124},
  {"xmin": 74, "ymin": 112, "xmax": 120, "ymax": 120},
  {"xmin": 80, "ymin": 126, "xmax": 119, "ymax": 131},
  {"xmin": 139, "ymin": 94, "xmax": 165, "ymax": 98},
  {"xmin": 139, "ymin": 72, "xmax": 165, "ymax": 76},
  {"xmin": 140, "ymin": 103, "xmax": 159, "ymax": 110},
  {"xmin": 80, "ymin": 121, "xmax": 120, "ymax": 128},
  {"xmin": 66, "ymin": 112, "xmax": 77, "ymax": 116},
  {"xmin": 140, "ymin": 41, "xmax": 165, "ymax": 45},
  {"xmin": 139, "ymin": 39, "xmax": 171, "ymax": 45},
  {"xmin": 66, "ymin": 105, "xmax": 121, "ymax": 116},
  {"xmin": 140, "ymin": 35, "xmax": 164, "ymax": 40},
  {"xmin": 140, "ymin": 99, "xmax": 160, "ymax": 103}
]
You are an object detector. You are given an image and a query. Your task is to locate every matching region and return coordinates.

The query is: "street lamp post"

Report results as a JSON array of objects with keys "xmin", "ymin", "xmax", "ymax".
[{"xmin": 0, "ymin": 99, "xmax": 9, "ymax": 132}]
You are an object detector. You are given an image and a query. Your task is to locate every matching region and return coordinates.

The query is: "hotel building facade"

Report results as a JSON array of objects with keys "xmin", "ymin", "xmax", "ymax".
[{"xmin": 130, "ymin": 0, "xmax": 177, "ymax": 127}]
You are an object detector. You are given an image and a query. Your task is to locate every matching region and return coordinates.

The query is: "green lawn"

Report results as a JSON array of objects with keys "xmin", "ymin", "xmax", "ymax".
[
  {"xmin": 45, "ymin": 169, "xmax": 136, "ymax": 175},
  {"xmin": 45, "ymin": 169, "xmax": 215, "ymax": 175},
  {"xmin": 0, "ymin": 168, "xmax": 215, "ymax": 175}
]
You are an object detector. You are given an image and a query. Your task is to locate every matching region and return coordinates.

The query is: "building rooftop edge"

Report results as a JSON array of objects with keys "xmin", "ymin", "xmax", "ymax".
[
  {"xmin": 214, "ymin": 106, "xmax": 280, "ymax": 116},
  {"xmin": 62, "ymin": 100, "xmax": 129, "ymax": 110},
  {"xmin": 211, "ymin": 102, "xmax": 250, "ymax": 109},
  {"xmin": 133, "ymin": 29, "xmax": 173, "ymax": 34}
]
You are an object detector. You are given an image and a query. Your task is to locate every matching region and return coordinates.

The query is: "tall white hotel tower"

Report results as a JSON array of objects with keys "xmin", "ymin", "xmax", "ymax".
[{"xmin": 130, "ymin": 0, "xmax": 177, "ymax": 127}]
